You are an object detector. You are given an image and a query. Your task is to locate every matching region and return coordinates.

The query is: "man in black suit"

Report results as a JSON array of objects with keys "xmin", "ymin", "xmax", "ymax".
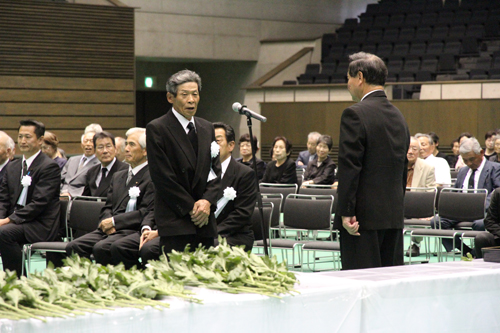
[
  {"xmin": 476, "ymin": 188, "xmax": 500, "ymax": 258},
  {"xmin": 334, "ymin": 52, "xmax": 410, "ymax": 270},
  {"xmin": 0, "ymin": 120, "xmax": 61, "ymax": 275},
  {"xmin": 213, "ymin": 122, "xmax": 256, "ymax": 251},
  {"xmin": 296, "ymin": 131, "xmax": 321, "ymax": 169},
  {"xmin": 65, "ymin": 128, "xmax": 154, "ymax": 265},
  {"xmin": 0, "ymin": 131, "xmax": 15, "ymax": 181},
  {"xmin": 82, "ymin": 131, "xmax": 128, "ymax": 198},
  {"xmin": 146, "ymin": 69, "xmax": 221, "ymax": 253}
]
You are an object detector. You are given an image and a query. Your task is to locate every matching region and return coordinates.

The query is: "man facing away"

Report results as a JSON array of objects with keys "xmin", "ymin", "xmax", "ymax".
[{"xmin": 334, "ymin": 52, "xmax": 410, "ymax": 270}]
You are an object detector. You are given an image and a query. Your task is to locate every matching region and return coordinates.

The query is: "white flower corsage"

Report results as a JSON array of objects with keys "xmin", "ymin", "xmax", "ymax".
[
  {"xmin": 211, "ymin": 141, "xmax": 220, "ymax": 158},
  {"xmin": 126, "ymin": 186, "xmax": 140, "ymax": 212},
  {"xmin": 215, "ymin": 187, "xmax": 237, "ymax": 218},
  {"xmin": 17, "ymin": 175, "xmax": 32, "ymax": 207}
]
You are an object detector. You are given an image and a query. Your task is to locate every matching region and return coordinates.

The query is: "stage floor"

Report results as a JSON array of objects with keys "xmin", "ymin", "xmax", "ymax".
[{"xmin": 2, "ymin": 260, "xmax": 499, "ymax": 333}]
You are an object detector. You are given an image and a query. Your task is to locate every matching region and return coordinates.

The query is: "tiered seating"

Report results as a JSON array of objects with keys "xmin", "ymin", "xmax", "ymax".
[{"xmin": 292, "ymin": 0, "xmax": 500, "ymax": 89}]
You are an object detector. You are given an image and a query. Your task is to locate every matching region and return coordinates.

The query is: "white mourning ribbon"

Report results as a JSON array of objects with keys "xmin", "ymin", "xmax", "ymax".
[
  {"xmin": 125, "ymin": 186, "xmax": 140, "ymax": 212},
  {"xmin": 17, "ymin": 175, "xmax": 32, "ymax": 207},
  {"xmin": 215, "ymin": 187, "xmax": 237, "ymax": 218}
]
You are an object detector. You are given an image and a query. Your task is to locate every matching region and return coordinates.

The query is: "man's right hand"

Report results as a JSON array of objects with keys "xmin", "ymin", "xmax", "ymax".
[{"xmin": 342, "ymin": 216, "xmax": 360, "ymax": 236}]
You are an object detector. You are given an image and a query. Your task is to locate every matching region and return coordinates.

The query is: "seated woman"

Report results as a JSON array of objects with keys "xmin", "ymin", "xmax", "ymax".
[
  {"xmin": 235, "ymin": 133, "xmax": 266, "ymax": 180},
  {"xmin": 261, "ymin": 136, "xmax": 297, "ymax": 184},
  {"xmin": 301, "ymin": 135, "xmax": 336, "ymax": 187},
  {"xmin": 489, "ymin": 135, "xmax": 500, "ymax": 163},
  {"xmin": 41, "ymin": 131, "xmax": 67, "ymax": 170}
]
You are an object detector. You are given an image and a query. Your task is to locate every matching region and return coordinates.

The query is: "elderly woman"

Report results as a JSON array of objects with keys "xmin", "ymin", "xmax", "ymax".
[
  {"xmin": 261, "ymin": 136, "xmax": 297, "ymax": 184},
  {"xmin": 489, "ymin": 135, "xmax": 500, "ymax": 163},
  {"xmin": 41, "ymin": 131, "xmax": 67, "ymax": 169},
  {"xmin": 235, "ymin": 133, "xmax": 266, "ymax": 180},
  {"xmin": 301, "ymin": 135, "xmax": 336, "ymax": 186}
]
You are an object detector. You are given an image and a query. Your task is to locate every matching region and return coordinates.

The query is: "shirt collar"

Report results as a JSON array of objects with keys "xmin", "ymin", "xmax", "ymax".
[
  {"xmin": 129, "ymin": 160, "xmax": 148, "ymax": 176},
  {"xmin": 469, "ymin": 157, "xmax": 486, "ymax": 175},
  {"xmin": 221, "ymin": 156, "xmax": 231, "ymax": 178},
  {"xmin": 172, "ymin": 107, "xmax": 195, "ymax": 133},
  {"xmin": 361, "ymin": 89, "xmax": 384, "ymax": 101},
  {"xmin": 23, "ymin": 150, "xmax": 41, "ymax": 170},
  {"xmin": 101, "ymin": 157, "xmax": 116, "ymax": 171},
  {"xmin": 82, "ymin": 154, "xmax": 95, "ymax": 162}
]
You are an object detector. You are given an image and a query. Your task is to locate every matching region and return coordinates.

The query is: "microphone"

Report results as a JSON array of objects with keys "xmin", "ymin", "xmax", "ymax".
[{"xmin": 232, "ymin": 102, "xmax": 267, "ymax": 123}]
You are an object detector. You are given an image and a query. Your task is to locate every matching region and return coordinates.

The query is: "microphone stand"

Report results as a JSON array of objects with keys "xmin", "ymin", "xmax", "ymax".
[{"xmin": 243, "ymin": 109, "xmax": 269, "ymax": 256}]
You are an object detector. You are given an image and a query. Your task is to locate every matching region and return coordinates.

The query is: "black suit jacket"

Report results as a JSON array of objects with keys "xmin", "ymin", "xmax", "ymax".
[
  {"xmin": 216, "ymin": 157, "xmax": 256, "ymax": 249},
  {"xmin": 485, "ymin": 188, "xmax": 500, "ymax": 239},
  {"xmin": 100, "ymin": 165, "xmax": 155, "ymax": 231},
  {"xmin": 334, "ymin": 91, "xmax": 410, "ymax": 231},
  {"xmin": 146, "ymin": 109, "xmax": 221, "ymax": 238},
  {"xmin": 0, "ymin": 160, "xmax": 9, "ymax": 182},
  {"xmin": 303, "ymin": 155, "xmax": 336, "ymax": 184},
  {"xmin": 0, "ymin": 152, "xmax": 61, "ymax": 242},
  {"xmin": 261, "ymin": 158, "xmax": 298, "ymax": 184},
  {"xmin": 82, "ymin": 159, "xmax": 128, "ymax": 198},
  {"xmin": 454, "ymin": 159, "xmax": 500, "ymax": 208}
]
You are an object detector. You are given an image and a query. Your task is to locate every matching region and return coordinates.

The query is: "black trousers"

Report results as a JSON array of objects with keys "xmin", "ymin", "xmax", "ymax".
[
  {"xmin": 0, "ymin": 223, "xmax": 29, "ymax": 276},
  {"xmin": 160, "ymin": 234, "xmax": 214, "ymax": 254},
  {"xmin": 474, "ymin": 232, "xmax": 500, "ymax": 259},
  {"xmin": 339, "ymin": 228, "xmax": 404, "ymax": 270},
  {"xmin": 110, "ymin": 232, "xmax": 160, "ymax": 269}
]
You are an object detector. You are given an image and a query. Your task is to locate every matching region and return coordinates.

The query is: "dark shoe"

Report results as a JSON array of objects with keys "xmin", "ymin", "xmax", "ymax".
[{"xmin": 405, "ymin": 244, "xmax": 420, "ymax": 257}]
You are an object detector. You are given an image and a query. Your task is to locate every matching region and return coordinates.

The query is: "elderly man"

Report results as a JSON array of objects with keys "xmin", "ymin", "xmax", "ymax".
[
  {"xmin": 430, "ymin": 137, "xmax": 500, "ymax": 255},
  {"xmin": 82, "ymin": 131, "xmax": 128, "ymax": 198},
  {"xmin": 0, "ymin": 131, "xmax": 15, "ymax": 180},
  {"xmin": 146, "ymin": 69, "xmax": 221, "ymax": 254},
  {"xmin": 415, "ymin": 133, "xmax": 451, "ymax": 186},
  {"xmin": 296, "ymin": 131, "xmax": 321, "ymax": 169},
  {"xmin": 405, "ymin": 136, "xmax": 436, "ymax": 257},
  {"xmin": 334, "ymin": 52, "xmax": 410, "ymax": 270},
  {"xmin": 0, "ymin": 120, "xmax": 61, "ymax": 275},
  {"xmin": 61, "ymin": 125, "xmax": 102, "ymax": 197},
  {"xmin": 114, "ymin": 136, "xmax": 126, "ymax": 162},
  {"xmin": 66, "ymin": 128, "xmax": 154, "ymax": 265}
]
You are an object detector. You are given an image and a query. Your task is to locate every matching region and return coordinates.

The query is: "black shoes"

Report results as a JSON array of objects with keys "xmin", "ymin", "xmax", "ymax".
[{"xmin": 405, "ymin": 244, "xmax": 420, "ymax": 257}]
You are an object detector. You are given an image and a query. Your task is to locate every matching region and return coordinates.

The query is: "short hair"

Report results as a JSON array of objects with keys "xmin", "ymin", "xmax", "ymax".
[
  {"xmin": 450, "ymin": 139, "xmax": 459, "ymax": 148},
  {"xmin": 115, "ymin": 136, "xmax": 125, "ymax": 152},
  {"xmin": 213, "ymin": 122, "xmax": 235, "ymax": 144},
  {"xmin": 459, "ymin": 137, "xmax": 481, "ymax": 155},
  {"xmin": 492, "ymin": 135, "xmax": 500, "ymax": 144},
  {"xmin": 307, "ymin": 131, "xmax": 321, "ymax": 142},
  {"xmin": 43, "ymin": 131, "xmax": 59, "ymax": 149},
  {"xmin": 0, "ymin": 131, "xmax": 15, "ymax": 150},
  {"xmin": 414, "ymin": 133, "xmax": 433, "ymax": 145},
  {"xmin": 457, "ymin": 132, "xmax": 472, "ymax": 142},
  {"xmin": 317, "ymin": 134, "xmax": 333, "ymax": 150},
  {"xmin": 166, "ymin": 69, "xmax": 202, "ymax": 96},
  {"xmin": 19, "ymin": 120, "xmax": 45, "ymax": 138},
  {"xmin": 271, "ymin": 136, "xmax": 292, "ymax": 156},
  {"xmin": 239, "ymin": 133, "xmax": 259, "ymax": 151},
  {"xmin": 348, "ymin": 52, "xmax": 388, "ymax": 86},
  {"xmin": 485, "ymin": 130, "xmax": 497, "ymax": 140},
  {"xmin": 428, "ymin": 132, "xmax": 439, "ymax": 145},
  {"xmin": 126, "ymin": 127, "xmax": 146, "ymax": 149},
  {"xmin": 410, "ymin": 136, "xmax": 421, "ymax": 148},
  {"xmin": 93, "ymin": 131, "xmax": 115, "ymax": 148},
  {"xmin": 85, "ymin": 123, "xmax": 102, "ymax": 134}
]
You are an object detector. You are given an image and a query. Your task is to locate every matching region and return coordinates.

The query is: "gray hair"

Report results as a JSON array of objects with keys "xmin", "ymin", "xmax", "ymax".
[
  {"xmin": 307, "ymin": 131, "xmax": 321, "ymax": 142},
  {"xmin": 410, "ymin": 136, "xmax": 421, "ymax": 148},
  {"xmin": 0, "ymin": 131, "xmax": 14, "ymax": 150},
  {"xmin": 348, "ymin": 52, "xmax": 388, "ymax": 86},
  {"xmin": 166, "ymin": 69, "xmax": 202, "ymax": 96},
  {"xmin": 414, "ymin": 133, "xmax": 433, "ymax": 145},
  {"xmin": 84, "ymin": 123, "xmax": 102, "ymax": 134},
  {"xmin": 493, "ymin": 135, "xmax": 500, "ymax": 144},
  {"xmin": 126, "ymin": 127, "xmax": 146, "ymax": 149},
  {"xmin": 459, "ymin": 137, "xmax": 481, "ymax": 155}
]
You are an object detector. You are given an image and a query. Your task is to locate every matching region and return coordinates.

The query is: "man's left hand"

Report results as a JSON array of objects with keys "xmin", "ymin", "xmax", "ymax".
[
  {"xmin": 0, "ymin": 218, "xmax": 11, "ymax": 226},
  {"xmin": 99, "ymin": 218, "xmax": 114, "ymax": 233},
  {"xmin": 342, "ymin": 216, "xmax": 360, "ymax": 236},
  {"xmin": 190, "ymin": 199, "xmax": 211, "ymax": 228}
]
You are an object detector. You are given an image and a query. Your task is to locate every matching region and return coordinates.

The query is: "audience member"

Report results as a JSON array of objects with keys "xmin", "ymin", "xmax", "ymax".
[
  {"xmin": 115, "ymin": 136, "xmax": 126, "ymax": 162},
  {"xmin": 65, "ymin": 127, "xmax": 154, "ymax": 265},
  {"xmin": 489, "ymin": 135, "xmax": 500, "ymax": 163},
  {"xmin": 146, "ymin": 69, "xmax": 221, "ymax": 254},
  {"xmin": 428, "ymin": 137, "xmax": 500, "ymax": 255},
  {"xmin": 446, "ymin": 139, "xmax": 460, "ymax": 168},
  {"xmin": 82, "ymin": 131, "xmax": 128, "ymax": 198},
  {"xmin": 84, "ymin": 123, "xmax": 103, "ymax": 134},
  {"xmin": 60, "ymin": 127, "xmax": 100, "ymax": 197},
  {"xmin": 484, "ymin": 130, "xmax": 497, "ymax": 161},
  {"xmin": 296, "ymin": 131, "xmax": 321, "ymax": 169},
  {"xmin": 0, "ymin": 120, "xmax": 61, "ymax": 276},
  {"xmin": 235, "ymin": 133, "xmax": 266, "ymax": 180},
  {"xmin": 415, "ymin": 133, "xmax": 451, "ymax": 186},
  {"xmin": 41, "ymin": 131, "xmax": 66, "ymax": 170},
  {"xmin": 261, "ymin": 136, "xmax": 297, "ymax": 184},
  {"xmin": 428, "ymin": 132, "xmax": 448, "ymax": 160},
  {"xmin": 475, "ymin": 188, "xmax": 500, "ymax": 258},
  {"xmin": 302, "ymin": 134, "xmax": 336, "ymax": 186},
  {"xmin": 454, "ymin": 132, "xmax": 473, "ymax": 170},
  {"xmin": 0, "ymin": 131, "xmax": 15, "ymax": 180}
]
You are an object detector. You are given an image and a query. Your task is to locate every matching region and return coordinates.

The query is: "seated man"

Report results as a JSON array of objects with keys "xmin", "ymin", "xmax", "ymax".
[
  {"xmin": 415, "ymin": 133, "xmax": 451, "ymax": 186},
  {"xmin": 82, "ymin": 131, "xmax": 128, "ymax": 198},
  {"xmin": 0, "ymin": 120, "xmax": 61, "ymax": 275},
  {"xmin": 296, "ymin": 131, "xmax": 321, "ymax": 169},
  {"xmin": 430, "ymin": 137, "xmax": 500, "ymax": 255},
  {"xmin": 60, "ymin": 125, "xmax": 101, "ymax": 198},
  {"xmin": 475, "ymin": 188, "xmax": 500, "ymax": 258},
  {"xmin": 0, "ymin": 131, "xmax": 15, "ymax": 180},
  {"xmin": 65, "ymin": 127, "xmax": 154, "ymax": 265}
]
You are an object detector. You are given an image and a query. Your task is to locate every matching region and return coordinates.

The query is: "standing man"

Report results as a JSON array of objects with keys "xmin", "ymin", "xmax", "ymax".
[
  {"xmin": 0, "ymin": 120, "xmax": 61, "ymax": 275},
  {"xmin": 296, "ymin": 131, "xmax": 321, "ymax": 168},
  {"xmin": 334, "ymin": 52, "xmax": 410, "ymax": 270},
  {"xmin": 146, "ymin": 69, "xmax": 221, "ymax": 253}
]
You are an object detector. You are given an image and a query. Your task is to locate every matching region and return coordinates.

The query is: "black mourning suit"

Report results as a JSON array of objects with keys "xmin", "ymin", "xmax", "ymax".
[
  {"xmin": 82, "ymin": 159, "xmax": 128, "ymax": 197},
  {"xmin": 0, "ymin": 152, "xmax": 61, "ymax": 274},
  {"xmin": 65, "ymin": 165, "xmax": 155, "ymax": 265}
]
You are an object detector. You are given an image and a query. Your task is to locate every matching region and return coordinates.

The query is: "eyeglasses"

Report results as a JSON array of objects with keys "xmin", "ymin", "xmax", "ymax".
[
  {"xmin": 240, "ymin": 143, "xmax": 252, "ymax": 148},
  {"xmin": 409, "ymin": 146, "xmax": 419, "ymax": 152},
  {"xmin": 96, "ymin": 144, "xmax": 114, "ymax": 151}
]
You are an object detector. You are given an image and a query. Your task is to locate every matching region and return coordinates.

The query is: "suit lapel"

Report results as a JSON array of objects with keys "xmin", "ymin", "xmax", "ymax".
[
  {"xmin": 218, "ymin": 158, "xmax": 236, "ymax": 199},
  {"xmin": 116, "ymin": 166, "xmax": 148, "ymax": 209},
  {"xmin": 69, "ymin": 156, "xmax": 95, "ymax": 182},
  {"xmin": 95, "ymin": 162, "xmax": 116, "ymax": 197},
  {"xmin": 478, "ymin": 162, "xmax": 490, "ymax": 190},
  {"xmin": 412, "ymin": 159, "xmax": 423, "ymax": 186},
  {"xmin": 166, "ymin": 110, "xmax": 197, "ymax": 169},
  {"xmin": 192, "ymin": 118, "xmax": 212, "ymax": 189},
  {"xmin": 12, "ymin": 159, "xmax": 24, "ymax": 203}
]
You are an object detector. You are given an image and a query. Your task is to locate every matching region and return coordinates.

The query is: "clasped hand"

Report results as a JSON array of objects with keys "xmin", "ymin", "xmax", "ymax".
[
  {"xmin": 98, "ymin": 218, "xmax": 115, "ymax": 235},
  {"xmin": 190, "ymin": 199, "xmax": 211, "ymax": 228}
]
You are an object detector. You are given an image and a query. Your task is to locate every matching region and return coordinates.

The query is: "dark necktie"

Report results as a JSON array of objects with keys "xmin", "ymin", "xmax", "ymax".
[
  {"xmin": 22, "ymin": 160, "xmax": 28, "ymax": 177},
  {"xmin": 187, "ymin": 122, "xmax": 198, "ymax": 154},
  {"xmin": 78, "ymin": 157, "xmax": 87, "ymax": 171},
  {"xmin": 97, "ymin": 167, "xmax": 108, "ymax": 187},
  {"xmin": 468, "ymin": 169, "xmax": 476, "ymax": 189},
  {"xmin": 126, "ymin": 169, "xmax": 133, "ymax": 186}
]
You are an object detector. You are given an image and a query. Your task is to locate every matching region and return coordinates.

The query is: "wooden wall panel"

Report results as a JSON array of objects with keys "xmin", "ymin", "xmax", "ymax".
[{"xmin": 0, "ymin": 0, "xmax": 135, "ymax": 154}]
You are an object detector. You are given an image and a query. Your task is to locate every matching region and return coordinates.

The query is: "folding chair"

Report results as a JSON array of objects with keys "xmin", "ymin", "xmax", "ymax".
[
  {"xmin": 22, "ymin": 196, "xmax": 106, "ymax": 276},
  {"xmin": 251, "ymin": 202, "xmax": 274, "ymax": 255},
  {"xmin": 259, "ymin": 183, "xmax": 298, "ymax": 213}
]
